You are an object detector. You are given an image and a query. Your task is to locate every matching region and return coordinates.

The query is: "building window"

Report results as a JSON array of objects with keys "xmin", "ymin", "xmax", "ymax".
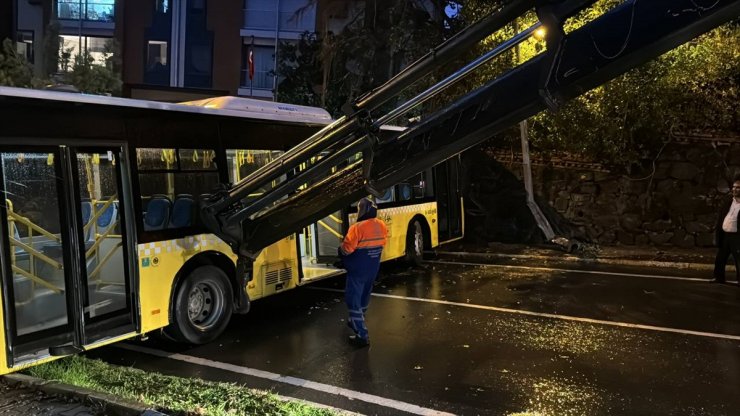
[
  {"xmin": 57, "ymin": 0, "xmax": 115, "ymax": 22},
  {"xmin": 58, "ymin": 35, "xmax": 110, "ymax": 71},
  {"xmin": 15, "ymin": 31, "xmax": 34, "ymax": 64},
  {"xmin": 155, "ymin": 0, "xmax": 169, "ymax": 13},
  {"xmin": 147, "ymin": 41, "xmax": 168, "ymax": 69},
  {"xmin": 242, "ymin": 45, "xmax": 274, "ymax": 90},
  {"xmin": 136, "ymin": 148, "xmax": 219, "ymax": 231},
  {"xmin": 144, "ymin": 40, "xmax": 169, "ymax": 85},
  {"xmin": 184, "ymin": 42, "xmax": 213, "ymax": 88}
]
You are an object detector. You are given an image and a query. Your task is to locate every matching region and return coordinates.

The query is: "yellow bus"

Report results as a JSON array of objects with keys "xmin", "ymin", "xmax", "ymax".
[{"xmin": 0, "ymin": 87, "xmax": 462, "ymax": 374}]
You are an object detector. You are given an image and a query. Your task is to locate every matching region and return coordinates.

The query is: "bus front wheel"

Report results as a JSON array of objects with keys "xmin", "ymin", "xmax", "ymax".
[
  {"xmin": 405, "ymin": 220, "xmax": 424, "ymax": 266},
  {"xmin": 166, "ymin": 265, "xmax": 233, "ymax": 345}
]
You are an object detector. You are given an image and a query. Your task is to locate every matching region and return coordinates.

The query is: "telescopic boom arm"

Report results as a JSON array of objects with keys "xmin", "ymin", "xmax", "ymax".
[{"xmin": 201, "ymin": 0, "xmax": 740, "ymax": 260}]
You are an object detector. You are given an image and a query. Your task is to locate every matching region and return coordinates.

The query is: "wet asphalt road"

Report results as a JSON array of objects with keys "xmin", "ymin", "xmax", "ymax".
[{"xmin": 88, "ymin": 259, "xmax": 740, "ymax": 415}]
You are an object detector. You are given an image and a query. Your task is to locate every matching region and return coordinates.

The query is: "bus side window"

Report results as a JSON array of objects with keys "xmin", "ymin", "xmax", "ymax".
[
  {"xmin": 136, "ymin": 148, "xmax": 219, "ymax": 231},
  {"xmin": 376, "ymin": 187, "xmax": 395, "ymax": 204},
  {"xmin": 397, "ymin": 182, "xmax": 413, "ymax": 201},
  {"xmin": 225, "ymin": 149, "xmax": 285, "ymax": 196},
  {"xmin": 420, "ymin": 169, "xmax": 434, "ymax": 198}
]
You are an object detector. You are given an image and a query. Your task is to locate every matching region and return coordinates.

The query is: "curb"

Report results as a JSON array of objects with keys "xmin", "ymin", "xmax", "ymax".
[
  {"xmin": 2, "ymin": 373, "xmax": 167, "ymax": 416},
  {"xmin": 436, "ymin": 251, "xmax": 716, "ymax": 271}
]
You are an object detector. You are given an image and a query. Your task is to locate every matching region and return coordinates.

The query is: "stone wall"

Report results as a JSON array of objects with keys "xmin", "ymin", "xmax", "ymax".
[{"xmin": 491, "ymin": 139, "xmax": 740, "ymax": 247}]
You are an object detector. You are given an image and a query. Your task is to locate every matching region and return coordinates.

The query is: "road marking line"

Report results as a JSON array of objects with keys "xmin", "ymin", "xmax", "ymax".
[
  {"xmin": 426, "ymin": 260, "xmax": 707, "ymax": 282},
  {"xmin": 311, "ymin": 287, "xmax": 740, "ymax": 342},
  {"xmin": 115, "ymin": 343, "xmax": 455, "ymax": 416}
]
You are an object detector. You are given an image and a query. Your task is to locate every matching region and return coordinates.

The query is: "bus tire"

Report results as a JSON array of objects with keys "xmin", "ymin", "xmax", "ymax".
[
  {"xmin": 165, "ymin": 265, "xmax": 233, "ymax": 345},
  {"xmin": 405, "ymin": 219, "xmax": 424, "ymax": 266}
]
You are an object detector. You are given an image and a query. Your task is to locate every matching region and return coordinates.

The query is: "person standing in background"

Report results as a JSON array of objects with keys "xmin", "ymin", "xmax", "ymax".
[{"xmin": 713, "ymin": 175, "xmax": 740, "ymax": 284}]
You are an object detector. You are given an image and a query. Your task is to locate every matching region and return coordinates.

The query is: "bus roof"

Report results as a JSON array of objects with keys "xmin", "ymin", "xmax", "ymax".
[
  {"xmin": 0, "ymin": 86, "xmax": 332, "ymax": 126},
  {"xmin": 179, "ymin": 96, "xmax": 332, "ymax": 124}
]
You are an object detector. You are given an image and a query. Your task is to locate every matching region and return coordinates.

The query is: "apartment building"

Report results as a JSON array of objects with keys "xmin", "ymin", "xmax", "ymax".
[
  {"xmin": 8, "ymin": 0, "xmax": 356, "ymax": 102},
  {"xmin": 9, "ymin": 0, "xmax": 118, "ymax": 76},
  {"xmin": 118, "ymin": 0, "xmax": 243, "ymax": 101},
  {"xmin": 239, "ymin": 0, "xmax": 317, "ymax": 99}
]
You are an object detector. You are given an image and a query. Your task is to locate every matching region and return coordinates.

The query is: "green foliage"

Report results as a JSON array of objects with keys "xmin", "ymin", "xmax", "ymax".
[
  {"xmin": 62, "ymin": 39, "xmax": 122, "ymax": 95},
  {"xmin": 42, "ymin": 21, "xmax": 61, "ymax": 77},
  {"xmin": 277, "ymin": 1, "xmax": 457, "ymax": 117},
  {"xmin": 28, "ymin": 355, "xmax": 338, "ymax": 416},
  {"xmin": 448, "ymin": 1, "xmax": 739, "ymax": 169},
  {"xmin": 528, "ymin": 22, "xmax": 739, "ymax": 168},
  {"xmin": 0, "ymin": 38, "xmax": 35, "ymax": 88},
  {"xmin": 277, "ymin": 32, "xmax": 324, "ymax": 108}
]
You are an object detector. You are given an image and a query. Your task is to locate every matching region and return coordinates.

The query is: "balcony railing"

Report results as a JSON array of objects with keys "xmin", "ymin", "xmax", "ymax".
[
  {"xmin": 58, "ymin": 0, "xmax": 115, "ymax": 22},
  {"xmin": 241, "ymin": 69, "xmax": 274, "ymax": 90}
]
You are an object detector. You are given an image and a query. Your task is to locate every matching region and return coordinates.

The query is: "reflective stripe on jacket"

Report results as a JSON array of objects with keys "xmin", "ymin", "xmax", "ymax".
[{"xmin": 340, "ymin": 218, "xmax": 387, "ymax": 256}]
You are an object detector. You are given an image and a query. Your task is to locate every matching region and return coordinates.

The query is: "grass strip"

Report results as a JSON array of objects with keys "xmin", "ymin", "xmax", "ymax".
[{"xmin": 26, "ymin": 355, "xmax": 340, "ymax": 416}]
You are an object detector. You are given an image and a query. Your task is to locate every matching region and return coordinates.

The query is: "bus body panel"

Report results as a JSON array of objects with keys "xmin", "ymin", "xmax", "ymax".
[
  {"xmin": 136, "ymin": 235, "xmax": 297, "ymax": 334},
  {"xmin": 348, "ymin": 201, "xmax": 439, "ymax": 262}
]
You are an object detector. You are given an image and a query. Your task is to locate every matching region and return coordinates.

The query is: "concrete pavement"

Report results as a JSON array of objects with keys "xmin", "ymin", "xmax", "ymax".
[
  {"xmin": 438, "ymin": 241, "xmax": 719, "ymax": 270},
  {"xmin": 0, "ymin": 243, "xmax": 733, "ymax": 416}
]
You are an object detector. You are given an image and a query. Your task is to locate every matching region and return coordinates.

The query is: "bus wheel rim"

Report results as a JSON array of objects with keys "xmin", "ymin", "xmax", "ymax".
[{"xmin": 188, "ymin": 281, "xmax": 223, "ymax": 329}]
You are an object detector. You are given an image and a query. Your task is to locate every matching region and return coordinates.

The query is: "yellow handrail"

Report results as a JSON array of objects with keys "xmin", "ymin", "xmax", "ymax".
[
  {"xmin": 84, "ymin": 194, "xmax": 118, "ymax": 234},
  {"xmin": 317, "ymin": 220, "xmax": 343, "ymax": 239},
  {"xmin": 85, "ymin": 220, "xmax": 120, "ymax": 258},
  {"xmin": 12, "ymin": 265, "xmax": 63, "ymax": 294},
  {"xmin": 9, "ymin": 237, "xmax": 63, "ymax": 270},
  {"xmin": 6, "ymin": 211, "xmax": 61, "ymax": 243}
]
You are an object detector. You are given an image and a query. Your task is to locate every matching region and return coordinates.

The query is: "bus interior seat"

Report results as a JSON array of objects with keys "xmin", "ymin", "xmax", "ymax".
[
  {"xmin": 398, "ymin": 183, "xmax": 413, "ymax": 201},
  {"xmin": 80, "ymin": 200, "xmax": 93, "ymax": 241},
  {"xmin": 144, "ymin": 195, "xmax": 171, "ymax": 231},
  {"xmin": 95, "ymin": 200, "xmax": 118, "ymax": 235},
  {"xmin": 169, "ymin": 194, "xmax": 194, "ymax": 228}
]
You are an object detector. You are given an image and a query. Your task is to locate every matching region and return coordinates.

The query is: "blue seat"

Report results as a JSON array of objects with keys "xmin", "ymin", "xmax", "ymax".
[
  {"xmin": 169, "ymin": 195, "xmax": 194, "ymax": 228},
  {"xmin": 95, "ymin": 201, "xmax": 119, "ymax": 235},
  {"xmin": 80, "ymin": 200, "xmax": 93, "ymax": 241},
  {"xmin": 144, "ymin": 196, "xmax": 171, "ymax": 231}
]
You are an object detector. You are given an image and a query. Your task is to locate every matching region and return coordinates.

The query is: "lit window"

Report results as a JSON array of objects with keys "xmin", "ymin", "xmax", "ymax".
[
  {"xmin": 15, "ymin": 31, "xmax": 34, "ymax": 63},
  {"xmin": 58, "ymin": 35, "xmax": 111, "ymax": 72},
  {"xmin": 147, "ymin": 41, "xmax": 168, "ymax": 69}
]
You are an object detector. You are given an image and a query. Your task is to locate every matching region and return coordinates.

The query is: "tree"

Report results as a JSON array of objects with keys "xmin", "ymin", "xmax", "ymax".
[
  {"xmin": 451, "ymin": 1, "xmax": 739, "ymax": 169},
  {"xmin": 61, "ymin": 39, "xmax": 122, "ymax": 95},
  {"xmin": 0, "ymin": 38, "xmax": 35, "ymax": 87},
  {"xmin": 277, "ymin": 0, "xmax": 459, "ymax": 117}
]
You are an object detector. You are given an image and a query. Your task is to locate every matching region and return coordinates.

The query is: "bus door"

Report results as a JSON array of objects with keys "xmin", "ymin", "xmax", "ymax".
[
  {"xmin": 0, "ymin": 145, "xmax": 135, "ymax": 368},
  {"xmin": 435, "ymin": 156, "xmax": 464, "ymax": 243},
  {"xmin": 299, "ymin": 211, "xmax": 345, "ymax": 283}
]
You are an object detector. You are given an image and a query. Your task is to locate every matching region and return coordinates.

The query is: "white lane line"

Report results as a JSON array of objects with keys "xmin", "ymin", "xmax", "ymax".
[
  {"xmin": 310, "ymin": 287, "xmax": 740, "ymax": 342},
  {"xmin": 115, "ymin": 343, "xmax": 455, "ymax": 416},
  {"xmin": 426, "ymin": 260, "xmax": 707, "ymax": 282}
]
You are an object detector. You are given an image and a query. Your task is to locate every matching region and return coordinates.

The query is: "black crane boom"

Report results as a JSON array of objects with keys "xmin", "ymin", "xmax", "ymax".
[{"xmin": 201, "ymin": 0, "xmax": 740, "ymax": 258}]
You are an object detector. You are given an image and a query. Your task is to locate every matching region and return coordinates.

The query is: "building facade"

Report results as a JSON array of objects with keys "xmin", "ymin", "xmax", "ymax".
[
  {"xmin": 9, "ymin": 0, "xmax": 353, "ymax": 102},
  {"xmin": 9, "ymin": 0, "xmax": 117, "ymax": 76},
  {"xmin": 118, "ymin": 0, "xmax": 243, "ymax": 100},
  {"xmin": 239, "ymin": 0, "xmax": 317, "ymax": 99}
]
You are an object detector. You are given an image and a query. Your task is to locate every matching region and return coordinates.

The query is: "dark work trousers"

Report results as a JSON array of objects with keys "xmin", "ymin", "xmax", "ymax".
[
  {"xmin": 714, "ymin": 232, "xmax": 740, "ymax": 282},
  {"xmin": 344, "ymin": 247, "xmax": 383, "ymax": 341}
]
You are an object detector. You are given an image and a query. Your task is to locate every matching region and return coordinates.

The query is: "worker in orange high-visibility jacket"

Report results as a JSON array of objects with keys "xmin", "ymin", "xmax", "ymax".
[{"xmin": 339, "ymin": 197, "xmax": 387, "ymax": 347}]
